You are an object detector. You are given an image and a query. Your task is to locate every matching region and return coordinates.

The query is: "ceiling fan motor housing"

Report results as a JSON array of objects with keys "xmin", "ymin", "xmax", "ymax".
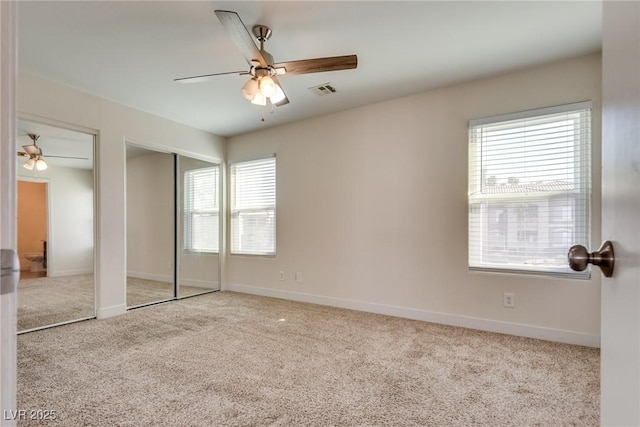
[{"xmin": 252, "ymin": 25, "xmax": 272, "ymax": 43}]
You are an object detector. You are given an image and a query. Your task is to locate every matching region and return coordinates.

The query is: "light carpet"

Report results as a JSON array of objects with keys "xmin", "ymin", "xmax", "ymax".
[
  {"xmin": 18, "ymin": 275, "xmax": 208, "ymax": 331},
  {"xmin": 17, "ymin": 291, "xmax": 599, "ymax": 426}
]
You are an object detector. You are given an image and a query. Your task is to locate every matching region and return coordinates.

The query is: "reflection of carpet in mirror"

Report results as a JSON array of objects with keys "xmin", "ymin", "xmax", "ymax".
[
  {"xmin": 126, "ymin": 278, "xmax": 173, "ymax": 308},
  {"xmin": 126, "ymin": 278, "xmax": 211, "ymax": 307},
  {"xmin": 18, "ymin": 274, "xmax": 95, "ymax": 332},
  {"xmin": 18, "ymin": 275, "xmax": 213, "ymax": 332}
]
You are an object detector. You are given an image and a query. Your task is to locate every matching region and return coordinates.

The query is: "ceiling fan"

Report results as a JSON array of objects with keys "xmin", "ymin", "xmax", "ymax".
[
  {"xmin": 174, "ymin": 10, "xmax": 358, "ymax": 106},
  {"xmin": 17, "ymin": 133, "xmax": 88, "ymax": 171}
]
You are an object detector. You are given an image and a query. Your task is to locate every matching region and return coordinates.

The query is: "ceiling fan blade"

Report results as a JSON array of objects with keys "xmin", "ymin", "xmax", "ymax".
[
  {"xmin": 214, "ymin": 10, "xmax": 268, "ymax": 67},
  {"xmin": 174, "ymin": 70, "xmax": 248, "ymax": 84},
  {"xmin": 273, "ymin": 55, "xmax": 358, "ymax": 76},
  {"xmin": 22, "ymin": 145, "xmax": 39, "ymax": 155},
  {"xmin": 271, "ymin": 75, "xmax": 289, "ymax": 107},
  {"xmin": 43, "ymin": 155, "xmax": 89, "ymax": 160},
  {"xmin": 17, "ymin": 151, "xmax": 29, "ymax": 158}
]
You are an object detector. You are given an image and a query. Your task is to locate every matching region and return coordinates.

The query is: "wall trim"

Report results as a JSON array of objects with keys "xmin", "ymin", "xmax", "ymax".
[
  {"xmin": 127, "ymin": 271, "xmax": 172, "ymax": 283},
  {"xmin": 50, "ymin": 268, "xmax": 94, "ymax": 277},
  {"xmin": 127, "ymin": 272, "xmax": 217, "ymax": 289},
  {"xmin": 180, "ymin": 278, "xmax": 218, "ymax": 289},
  {"xmin": 96, "ymin": 303, "xmax": 126, "ymax": 319},
  {"xmin": 224, "ymin": 283, "xmax": 600, "ymax": 348}
]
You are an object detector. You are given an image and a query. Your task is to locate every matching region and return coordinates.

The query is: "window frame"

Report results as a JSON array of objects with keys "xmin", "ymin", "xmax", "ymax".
[
  {"xmin": 468, "ymin": 101, "xmax": 592, "ymax": 278},
  {"xmin": 229, "ymin": 156, "xmax": 277, "ymax": 257},
  {"xmin": 183, "ymin": 165, "xmax": 220, "ymax": 254}
]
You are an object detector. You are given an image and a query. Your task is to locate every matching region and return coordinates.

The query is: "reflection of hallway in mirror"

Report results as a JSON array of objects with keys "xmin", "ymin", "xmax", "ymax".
[
  {"xmin": 17, "ymin": 180, "xmax": 48, "ymax": 279},
  {"xmin": 20, "ymin": 270, "xmax": 47, "ymax": 280}
]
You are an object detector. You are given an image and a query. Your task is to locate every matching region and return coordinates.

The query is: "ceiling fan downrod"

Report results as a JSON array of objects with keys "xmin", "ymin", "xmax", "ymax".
[
  {"xmin": 27, "ymin": 133, "xmax": 40, "ymax": 145},
  {"xmin": 252, "ymin": 25, "xmax": 272, "ymax": 51}
]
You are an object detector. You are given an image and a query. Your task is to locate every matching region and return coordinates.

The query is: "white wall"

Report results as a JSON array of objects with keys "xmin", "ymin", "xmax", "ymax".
[
  {"xmin": 18, "ymin": 165, "xmax": 94, "ymax": 277},
  {"xmin": 18, "ymin": 72, "xmax": 226, "ymax": 319},
  {"xmin": 226, "ymin": 53, "xmax": 602, "ymax": 346},
  {"xmin": 126, "ymin": 151, "xmax": 174, "ymax": 282}
]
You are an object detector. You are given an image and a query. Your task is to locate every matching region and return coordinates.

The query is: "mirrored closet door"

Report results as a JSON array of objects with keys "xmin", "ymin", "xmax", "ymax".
[
  {"xmin": 176, "ymin": 155, "xmax": 221, "ymax": 297},
  {"xmin": 126, "ymin": 145, "xmax": 176, "ymax": 307},
  {"xmin": 17, "ymin": 119, "xmax": 95, "ymax": 333},
  {"xmin": 126, "ymin": 145, "xmax": 221, "ymax": 308}
]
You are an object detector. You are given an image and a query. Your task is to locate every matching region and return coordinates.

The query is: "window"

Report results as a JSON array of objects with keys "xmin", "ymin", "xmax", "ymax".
[
  {"xmin": 230, "ymin": 157, "xmax": 276, "ymax": 255},
  {"xmin": 468, "ymin": 102, "xmax": 591, "ymax": 277},
  {"xmin": 184, "ymin": 165, "xmax": 219, "ymax": 253}
]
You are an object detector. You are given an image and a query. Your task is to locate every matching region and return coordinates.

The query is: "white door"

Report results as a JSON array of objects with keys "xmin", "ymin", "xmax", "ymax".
[{"xmin": 600, "ymin": 1, "xmax": 640, "ymax": 425}]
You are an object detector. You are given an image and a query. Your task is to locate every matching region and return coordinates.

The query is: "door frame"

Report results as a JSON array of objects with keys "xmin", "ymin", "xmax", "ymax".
[{"xmin": 0, "ymin": 1, "xmax": 18, "ymax": 422}]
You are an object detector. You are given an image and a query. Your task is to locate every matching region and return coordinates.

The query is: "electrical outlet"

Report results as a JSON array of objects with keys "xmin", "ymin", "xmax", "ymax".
[
  {"xmin": 503, "ymin": 293, "xmax": 515, "ymax": 308},
  {"xmin": 295, "ymin": 272, "xmax": 303, "ymax": 283},
  {"xmin": 279, "ymin": 271, "xmax": 285, "ymax": 281}
]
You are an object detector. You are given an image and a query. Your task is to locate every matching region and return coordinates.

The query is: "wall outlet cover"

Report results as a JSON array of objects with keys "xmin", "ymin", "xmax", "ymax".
[{"xmin": 503, "ymin": 292, "xmax": 515, "ymax": 308}]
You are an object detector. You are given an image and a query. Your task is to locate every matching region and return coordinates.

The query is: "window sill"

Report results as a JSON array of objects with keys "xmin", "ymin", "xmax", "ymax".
[{"xmin": 468, "ymin": 266, "xmax": 591, "ymax": 280}]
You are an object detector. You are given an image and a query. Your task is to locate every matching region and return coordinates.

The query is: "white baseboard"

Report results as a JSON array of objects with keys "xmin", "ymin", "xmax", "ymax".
[
  {"xmin": 97, "ymin": 304, "xmax": 126, "ymax": 319},
  {"xmin": 127, "ymin": 271, "xmax": 172, "ymax": 283},
  {"xmin": 127, "ymin": 272, "xmax": 217, "ymax": 288},
  {"xmin": 180, "ymin": 278, "xmax": 219, "ymax": 289},
  {"xmin": 224, "ymin": 283, "xmax": 600, "ymax": 348},
  {"xmin": 49, "ymin": 268, "xmax": 93, "ymax": 277}
]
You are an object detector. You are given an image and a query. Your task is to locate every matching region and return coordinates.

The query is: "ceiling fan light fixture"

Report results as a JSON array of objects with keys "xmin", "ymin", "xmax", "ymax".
[
  {"xmin": 258, "ymin": 75, "xmax": 277, "ymax": 98},
  {"xmin": 35, "ymin": 158, "xmax": 48, "ymax": 171},
  {"xmin": 270, "ymin": 84, "xmax": 286, "ymax": 104},
  {"xmin": 23, "ymin": 158, "xmax": 35, "ymax": 170},
  {"xmin": 242, "ymin": 71, "xmax": 284, "ymax": 106},
  {"xmin": 251, "ymin": 91, "xmax": 267, "ymax": 106},
  {"xmin": 241, "ymin": 78, "xmax": 259, "ymax": 101}
]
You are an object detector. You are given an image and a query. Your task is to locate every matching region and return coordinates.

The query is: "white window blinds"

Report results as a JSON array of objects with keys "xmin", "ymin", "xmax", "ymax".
[
  {"xmin": 468, "ymin": 102, "xmax": 591, "ymax": 277},
  {"xmin": 230, "ymin": 157, "xmax": 276, "ymax": 255},
  {"xmin": 184, "ymin": 165, "xmax": 219, "ymax": 252}
]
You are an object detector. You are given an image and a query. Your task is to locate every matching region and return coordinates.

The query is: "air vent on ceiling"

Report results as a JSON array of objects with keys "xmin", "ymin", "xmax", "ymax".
[{"xmin": 309, "ymin": 83, "xmax": 337, "ymax": 96}]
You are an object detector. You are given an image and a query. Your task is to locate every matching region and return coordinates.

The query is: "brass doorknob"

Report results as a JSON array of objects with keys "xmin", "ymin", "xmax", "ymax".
[{"xmin": 568, "ymin": 240, "xmax": 615, "ymax": 277}]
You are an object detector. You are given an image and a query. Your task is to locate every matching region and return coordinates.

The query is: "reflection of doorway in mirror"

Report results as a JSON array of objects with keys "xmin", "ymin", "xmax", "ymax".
[{"xmin": 17, "ymin": 180, "xmax": 48, "ymax": 279}]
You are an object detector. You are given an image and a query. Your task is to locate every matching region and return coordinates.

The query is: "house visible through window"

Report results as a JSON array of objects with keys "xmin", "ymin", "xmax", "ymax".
[
  {"xmin": 184, "ymin": 165, "xmax": 219, "ymax": 253},
  {"xmin": 468, "ymin": 102, "xmax": 591, "ymax": 276},
  {"xmin": 230, "ymin": 156, "xmax": 276, "ymax": 256}
]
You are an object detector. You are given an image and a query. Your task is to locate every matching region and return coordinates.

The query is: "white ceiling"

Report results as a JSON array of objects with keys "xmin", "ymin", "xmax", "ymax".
[{"xmin": 17, "ymin": 1, "xmax": 602, "ymax": 138}]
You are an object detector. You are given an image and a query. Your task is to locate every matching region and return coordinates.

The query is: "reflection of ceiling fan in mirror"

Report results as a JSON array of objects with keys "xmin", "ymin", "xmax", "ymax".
[
  {"xmin": 174, "ymin": 10, "xmax": 358, "ymax": 106},
  {"xmin": 17, "ymin": 133, "xmax": 89, "ymax": 171}
]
